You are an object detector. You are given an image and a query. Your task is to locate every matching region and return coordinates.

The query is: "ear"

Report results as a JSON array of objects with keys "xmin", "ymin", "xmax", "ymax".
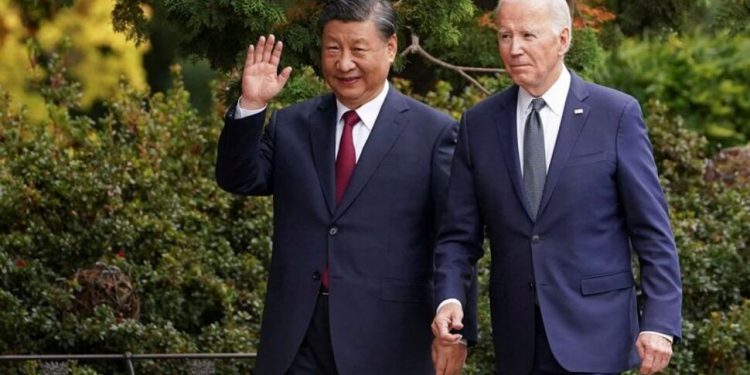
[
  {"xmin": 386, "ymin": 34, "xmax": 398, "ymax": 63},
  {"xmin": 559, "ymin": 27, "xmax": 571, "ymax": 55}
]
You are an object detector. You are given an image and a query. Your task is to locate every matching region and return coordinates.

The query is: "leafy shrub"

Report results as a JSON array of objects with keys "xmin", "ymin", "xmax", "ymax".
[
  {"xmin": 0, "ymin": 56, "xmax": 271, "ymax": 373},
  {"xmin": 635, "ymin": 101, "xmax": 750, "ymax": 374},
  {"xmin": 593, "ymin": 32, "xmax": 750, "ymax": 150}
]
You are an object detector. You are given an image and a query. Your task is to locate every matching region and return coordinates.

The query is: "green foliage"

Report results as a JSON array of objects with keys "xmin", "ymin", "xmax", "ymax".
[
  {"xmin": 0, "ymin": 60, "xmax": 271, "ymax": 373},
  {"xmin": 107, "ymin": 0, "xmax": 478, "ymax": 71},
  {"xmin": 640, "ymin": 100, "xmax": 750, "ymax": 374},
  {"xmin": 604, "ymin": 0, "xmax": 710, "ymax": 36},
  {"xmin": 712, "ymin": 0, "xmax": 750, "ymax": 35},
  {"xmin": 397, "ymin": 0, "xmax": 476, "ymax": 50},
  {"xmin": 695, "ymin": 300, "xmax": 750, "ymax": 374},
  {"xmin": 566, "ymin": 27, "xmax": 604, "ymax": 79},
  {"xmin": 112, "ymin": 0, "xmax": 287, "ymax": 70},
  {"xmin": 593, "ymin": 32, "xmax": 750, "ymax": 149}
]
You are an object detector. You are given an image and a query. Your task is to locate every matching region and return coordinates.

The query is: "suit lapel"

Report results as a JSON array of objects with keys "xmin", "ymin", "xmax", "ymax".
[
  {"xmin": 333, "ymin": 88, "xmax": 409, "ymax": 220},
  {"xmin": 537, "ymin": 72, "xmax": 591, "ymax": 217},
  {"xmin": 310, "ymin": 94, "xmax": 338, "ymax": 216},
  {"xmin": 494, "ymin": 87, "xmax": 533, "ymax": 218}
]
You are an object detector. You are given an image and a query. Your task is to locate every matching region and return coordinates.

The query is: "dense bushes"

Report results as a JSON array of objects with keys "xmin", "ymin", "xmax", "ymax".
[
  {"xmin": 594, "ymin": 32, "xmax": 750, "ymax": 150},
  {"xmin": 645, "ymin": 101, "xmax": 750, "ymax": 374},
  {"xmin": 0, "ymin": 62, "xmax": 272, "ymax": 373}
]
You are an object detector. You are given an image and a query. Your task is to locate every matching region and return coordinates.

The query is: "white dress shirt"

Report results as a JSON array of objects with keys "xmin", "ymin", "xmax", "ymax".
[{"xmin": 234, "ymin": 82, "xmax": 390, "ymax": 163}]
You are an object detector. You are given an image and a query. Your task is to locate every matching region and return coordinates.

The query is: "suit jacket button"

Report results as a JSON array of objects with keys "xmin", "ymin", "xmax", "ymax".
[
  {"xmin": 312, "ymin": 271, "xmax": 321, "ymax": 281},
  {"xmin": 531, "ymin": 235, "xmax": 541, "ymax": 245},
  {"xmin": 329, "ymin": 227, "xmax": 338, "ymax": 236},
  {"xmin": 528, "ymin": 281, "xmax": 535, "ymax": 290}
]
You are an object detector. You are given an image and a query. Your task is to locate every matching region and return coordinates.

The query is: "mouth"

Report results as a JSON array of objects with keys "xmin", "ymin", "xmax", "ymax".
[
  {"xmin": 336, "ymin": 76, "xmax": 360, "ymax": 85},
  {"xmin": 509, "ymin": 64, "xmax": 531, "ymax": 69}
]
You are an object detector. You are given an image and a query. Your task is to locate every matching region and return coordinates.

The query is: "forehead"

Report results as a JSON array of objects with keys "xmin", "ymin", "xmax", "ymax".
[
  {"xmin": 496, "ymin": 1, "xmax": 549, "ymax": 30},
  {"xmin": 322, "ymin": 19, "xmax": 383, "ymax": 42}
]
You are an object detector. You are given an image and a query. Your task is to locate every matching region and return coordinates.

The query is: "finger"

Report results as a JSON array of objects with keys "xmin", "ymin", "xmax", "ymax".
[
  {"xmin": 269, "ymin": 40, "xmax": 284, "ymax": 67},
  {"xmin": 437, "ymin": 353, "xmax": 449, "ymax": 375},
  {"xmin": 432, "ymin": 319, "xmax": 460, "ymax": 342},
  {"xmin": 278, "ymin": 66, "xmax": 293, "ymax": 86},
  {"xmin": 245, "ymin": 44, "xmax": 255, "ymax": 67},
  {"xmin": 652, "ymin": 354, "xmax": 668, "ymax": 373},
  {"xmin": 263, "ymin": 34, "xmax": 275, "ymax": 63},
  {"xmin": 653, "ymin": 349, "xmax": 672, "ymax": 373},
  {"xmin": 639, "ymin": 352, "xmax": 655, "ymax": 375},
  {"xmin": 635, "ymin": 337, "xmax": 646, "ymax": 360},
  {"xmin": 431, "ymin": 342, "xmax": 438, "ymax": 368},
  {"xmin": 254, "ymin": 36, "xmax": 266, "ymax": 65},
  {"xmin": 449, "ymin": 309, "xmax": 464, "ymax": 331},
  {"xmin": 448, "ymin": 359, "xmax": 463, "ymax": 375}
]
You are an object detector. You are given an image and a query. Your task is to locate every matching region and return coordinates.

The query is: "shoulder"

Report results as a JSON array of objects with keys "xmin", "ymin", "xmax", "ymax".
[
  {"xmin": 390, "ymin": 89, "xmax": 456, "ymax": 127},
  {"xmin": 277, "ymin": 93, "xmax": 335, "ymax": 116},
  {"xmin": 576, "ymin": 77, "xmax": 639, "ymax": 111},
  {"xmin": 465, "ymin": 85, "xmax": 517, "ymax": 118}
]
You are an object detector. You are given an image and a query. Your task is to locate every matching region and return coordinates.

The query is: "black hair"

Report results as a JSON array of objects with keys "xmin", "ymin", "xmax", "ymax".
[{"xmin": 317, "ymin": 0, "xmax": 396, "ymax": 40}]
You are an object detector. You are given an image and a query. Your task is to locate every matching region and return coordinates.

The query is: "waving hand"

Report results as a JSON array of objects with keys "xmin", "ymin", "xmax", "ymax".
[{"xmin": 240, "ymin": 34, "xmax": 293, "ymax": 110}]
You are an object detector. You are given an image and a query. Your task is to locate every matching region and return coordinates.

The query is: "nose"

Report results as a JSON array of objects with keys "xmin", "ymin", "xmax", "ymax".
[
  {"xmin": 336, "ymin": 50, "xmax": 355, "ymax": 71},
  {"xmin": 510, "ymin": 37, "xmax": 524, "ymax": 56}
]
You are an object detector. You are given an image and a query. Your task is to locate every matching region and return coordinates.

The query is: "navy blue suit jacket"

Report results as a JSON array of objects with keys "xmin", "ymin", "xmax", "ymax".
[
  {"xmin": 434, "ymin": 72, "xmax": 682, "ymax": 373},
  {"xmin": 216, "ymin": 87, "xmax": 476, "ymax": 374}
]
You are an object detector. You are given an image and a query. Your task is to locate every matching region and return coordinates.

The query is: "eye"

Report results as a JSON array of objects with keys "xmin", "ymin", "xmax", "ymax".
[
  {"xmin": 325, "ymin": 45, "xmax": 340, "ymax": 53},
  {"xmin": 499, "ymin": 33, "xmax": 512, "ymax": 41},
  {"xmin": 523, "ymin": 32, "xmax": 536, "ymax": 39}
]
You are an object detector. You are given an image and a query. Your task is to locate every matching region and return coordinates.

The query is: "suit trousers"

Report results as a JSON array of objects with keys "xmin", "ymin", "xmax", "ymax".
[
  {"xmin": 286, "ymin": 294, "xmax": 339, "ymax": 375},
  {"xmin": 531, "ymin": 306, "xmax": 618, "ymax": 375}
]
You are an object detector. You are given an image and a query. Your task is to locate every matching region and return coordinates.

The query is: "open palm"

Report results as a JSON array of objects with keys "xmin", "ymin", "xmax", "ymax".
[{"xmin": 240, "ymin": 34, "xmax": 293, "ymax": 109}]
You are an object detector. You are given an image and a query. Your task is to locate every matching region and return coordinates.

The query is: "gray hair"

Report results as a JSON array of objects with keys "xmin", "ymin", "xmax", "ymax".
[
  {"xmin": 495, "ymin": 0, "xmax": 573, "ymax": 49},
  {"xmin": 318, "ymin": 0, "xmax": 397, "ymax": 41}
]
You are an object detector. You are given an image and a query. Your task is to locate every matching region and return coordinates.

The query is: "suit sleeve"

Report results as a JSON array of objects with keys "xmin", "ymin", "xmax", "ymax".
[
  {"xmin": 215, "ymin": 105, "xmax": 275, "ymax": 196},
  {"xmin": 430, "ymin": 118, "xmax": 479, "ymax": 344},
  {"xmin": 615, "ymin": 99, "xmax": 683, "ymax": 339},
  {"xmin": 434, "ymin": 114, "xmax": 486, "ymax": 311}
]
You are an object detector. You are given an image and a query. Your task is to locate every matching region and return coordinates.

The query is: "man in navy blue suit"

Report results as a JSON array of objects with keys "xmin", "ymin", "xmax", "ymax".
[
  {"xmin": 216, "ymin": 0, "xmax": 475, "ymax": 373},
  {"xmin": 432, "ymin": 0, "xmax": 682, "ymax": 374}
]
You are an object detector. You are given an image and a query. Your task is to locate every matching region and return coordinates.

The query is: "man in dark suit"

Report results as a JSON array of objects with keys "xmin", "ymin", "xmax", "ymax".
[
  {"xmin": 216, "ymin": 1, "xmax": 475, "ymax": 373},
  {"xmin": 431, "ymin": 0, "xmax": 682, "ymax": 374}
]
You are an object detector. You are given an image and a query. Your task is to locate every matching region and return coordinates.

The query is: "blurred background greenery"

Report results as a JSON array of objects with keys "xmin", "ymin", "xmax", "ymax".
[{"xmin": 0, "ymin": 0, "xmax": 749, "ymax": 373}]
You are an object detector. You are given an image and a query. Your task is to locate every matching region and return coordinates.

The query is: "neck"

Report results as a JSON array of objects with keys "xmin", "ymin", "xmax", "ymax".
[{"xmin": 526, "ymin": 63, "xmax": 564, "ymax": 97}]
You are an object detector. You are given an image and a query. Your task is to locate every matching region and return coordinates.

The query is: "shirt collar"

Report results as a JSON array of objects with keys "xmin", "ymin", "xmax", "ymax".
[
  {"xmin": 335, "ymin": 81, "xmax": 390, "ymax": 131},
  {"xmin": 517, "ymin": 66, "xmax": 571, "ymax": 116}
]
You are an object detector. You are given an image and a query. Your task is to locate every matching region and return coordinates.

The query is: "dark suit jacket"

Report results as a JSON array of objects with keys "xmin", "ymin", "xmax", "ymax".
[
  {"xmin": 216, "ymin": 87, "xmax": 476, "ymax": 374},
  {"xmin": 434, "ymin": 72, "xmax": 682, "ymax": 374}
]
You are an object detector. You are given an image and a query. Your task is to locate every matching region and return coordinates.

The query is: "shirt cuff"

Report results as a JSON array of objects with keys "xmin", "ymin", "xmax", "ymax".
[
  {"xmin": 639, "ymin": 331, "xmax": 673, "ymax": 343},
  {"xmin": 436, "ymin": 298, "xmax": 462, "ymax": 315},
  {"xmin": 235, "ymin": 99, "xmax": 266, "ymax": 119}
]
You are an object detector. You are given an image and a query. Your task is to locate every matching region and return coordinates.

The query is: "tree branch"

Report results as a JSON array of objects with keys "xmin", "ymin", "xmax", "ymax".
[{"xmin": 400, "ymin": 33, "xmax": 505, "ymax": 96}]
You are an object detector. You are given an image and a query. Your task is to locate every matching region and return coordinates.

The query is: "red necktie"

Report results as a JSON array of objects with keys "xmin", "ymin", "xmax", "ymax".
[
  {"xmin": 335, "ymin": 110, "xmax": 360, "ymax": 204},
  {"xmin": 323, "ymin": 110, "xmax": 360, "ymax": 290}
]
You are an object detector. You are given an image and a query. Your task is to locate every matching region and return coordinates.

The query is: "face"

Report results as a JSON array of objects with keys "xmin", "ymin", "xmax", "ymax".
[
  {"xmin": 496, "ymin": 0, "xmax": 569, "ymax": 96},
  {"xmin": 321, "ymin": 19, "xmax": 397, "ymax": 109}
]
